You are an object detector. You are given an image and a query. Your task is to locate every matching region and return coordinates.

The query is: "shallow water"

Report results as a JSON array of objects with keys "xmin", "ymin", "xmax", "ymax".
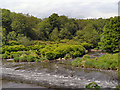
[
  {"xmin": 1, "ymin": 51, "xmax": 119, "ymax": 88},
  {"xmin": 1, "ymin": 61, "xmax": 118, "ymax": 88},
  {"xmin": 1, "ymin": 79, "xmax": 45, "ymax": 88}
]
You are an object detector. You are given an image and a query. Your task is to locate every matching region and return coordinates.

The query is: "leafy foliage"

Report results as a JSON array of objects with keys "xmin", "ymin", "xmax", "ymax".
[
  {"xmin": 99, "ymin": 17, "xmax": 120, "ymax": 53},
  {"xmin": 72, "ymin": 57, "xmax": 82, "ymax": 66},
  {"xmin": 1, "ymin": 8, "xmax": 119, "ymax": 63},
  {"xmin": 72, "ymin": 53, "xmax": 118, "ymax": 70},
  {"xmin": 86, "ymin": 82, "xmax": 100, "ymax": 89}
]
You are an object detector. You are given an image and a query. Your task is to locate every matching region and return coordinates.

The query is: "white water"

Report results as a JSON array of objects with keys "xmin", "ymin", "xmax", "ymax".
[{"xmin": 2, "ymin": 62, "xmax": 118, "ymax": 88}]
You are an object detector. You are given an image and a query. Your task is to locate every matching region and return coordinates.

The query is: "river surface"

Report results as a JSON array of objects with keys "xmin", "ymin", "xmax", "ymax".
[{"xmin": 1, "ymin": 51, "xmax": 119, "ymax": 89}]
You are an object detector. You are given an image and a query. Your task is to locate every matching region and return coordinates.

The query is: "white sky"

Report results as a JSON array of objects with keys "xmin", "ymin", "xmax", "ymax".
[{"xmin": 0, "ymin": 0, "xmax": 119, "ymax": 19}]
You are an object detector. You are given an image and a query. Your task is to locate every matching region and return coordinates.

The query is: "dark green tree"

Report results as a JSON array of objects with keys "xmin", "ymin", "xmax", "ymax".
[
  {"xmin": 35, "ymin": 19, "xmax": 52, "ymax": 40},
  {"xmin": 59, "ymin": 20, "xmax": 78, "ymax": 39},
  {"xmin": 2, "ymin": 27, "xmax": 7, "ymax": 45},
  {"xmin": 50, "ymin": 27, "xmax": 59, "ymax": 41},
  {"xmin": 99, "ymin": 16, "xmax": 120, "ymax": 52},
  {"xmin": 75, "ymin": 24, "xmax": 99, "ymax": 47},
  {"xmin": 48, "ymin": 13, "xmax": 59, "ymax": 30},
  {"xmin": 2, "ymin": 9, "xmax": 12, "ymax": 33},
  {"xmin": 7, "ymin": 31, "xmax": 17, "ymax": 40}
]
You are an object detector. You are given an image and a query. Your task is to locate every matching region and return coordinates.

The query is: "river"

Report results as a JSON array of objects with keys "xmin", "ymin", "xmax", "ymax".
[{"xmin": 1, "ymin": 51, "xmax": 119, "ymax": 89}]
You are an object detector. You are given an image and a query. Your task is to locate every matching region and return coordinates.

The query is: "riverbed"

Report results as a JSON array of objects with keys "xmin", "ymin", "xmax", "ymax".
[
  {"xmin": 1, "ymin": 61, "xmax": 118, "ymax": 89},
  {"xmin": 1, "ymin": 51, "xmax": 119, "ymax": 89}
]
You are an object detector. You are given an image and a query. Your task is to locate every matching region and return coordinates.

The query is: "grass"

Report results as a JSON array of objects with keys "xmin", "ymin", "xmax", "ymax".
[{"xmin": 72, "ymin": 53, "xmax": 119, "ymax": 70}]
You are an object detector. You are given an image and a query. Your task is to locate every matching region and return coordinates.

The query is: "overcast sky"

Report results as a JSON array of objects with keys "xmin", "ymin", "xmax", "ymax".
[{"xmin": 0, "ymin": 0, "xmax": 119, "ymax": 19}]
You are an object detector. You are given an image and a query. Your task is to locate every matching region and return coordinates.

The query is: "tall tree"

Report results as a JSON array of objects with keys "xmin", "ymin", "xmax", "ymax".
[
  {"xmin": 7, "ymin": 31, "xmax": 17, "ymax": 40},
  {"xmin": 50, "ymin": 27, "xmax": 59, "ymax": 41},
  {"xmin": 99, "ymin": 16, "xmax": 120, "ymax": 52},
  {"xmin": 2, "ymin": 9, "xmax": 12, "ymax": 33},
  {"xmin": 35, "ymin": 19, "xmax": 52, "ymax": 40},
  {"xmin": 75, "ymin": 24, "xmax": 99, "ymax": 47},
  {"xmin": 48, "ymin": 13, "xmax": 59, "ymax": 30},
  {"xmin": 2, "ymin": 27, "xmax": 7, "ymax": 45}
]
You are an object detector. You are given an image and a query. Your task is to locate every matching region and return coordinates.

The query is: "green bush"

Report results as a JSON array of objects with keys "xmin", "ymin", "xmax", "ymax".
[
  {"xmin": 54, "ymin": 44, "xmax": 85, "ymax": 59},
  {"xmin": 72, "ymin": 57, "xmax": 82, "ymax": 66},
  {"xmin": 19, "ymin": 54, "xmax": 27, "ymax": 62},
  {"xmin": 35, "ymin": 57, "xmax": 48, "ymax": 62},
  {"xmin": 8, "ymin": 41, "xmax": 19, "ymax": 46},
  {"xmin": 82, "ymin": 53, "xmax": 118, "ymax": 70},
  {"xmin": 13, "ymin": 57, "xmax": 19, "ymax": 62},
  {"xmin": 70, "ymin": 51, "xmax": 81, "ymax": 58},
  {"xmin": 41, "ymin": 47, "xmax": 53, "ymax": 57},
  {"xmin": 35, "ymin": 59, "xmax": 41, "ymax": 62},
  {"xmin": 11, "ymin": 51, "xmax": 40, "ymax": 62},
  {"xmin": 45, "ymin": 51, "xmax": 55, "ymax": 60},
  {"xmin": 110, "ymin": 63, "xmax": 116, "ymax": 70},
  {"xmin": 3, "ymin": 45, "xmax": 25, "ymax": 52},
  {"xmin": 64, "ymin": 54, "xmax": 71, "ymax": 59},
  {"xmin": 40, "ymin": 44, "xmax": 86, "ymax": 59},
  {"xmin": 86, "ymin": 82, "xmax": 100, "ymax": 89},
  {"xmin": 81, "ymin": 42, "xmax": 92, "ymax": 50},
  {"xmin": 2, "ymin": 54, "xmax": 8, "ymax": 59},
  {"xmin": 2, "ymin": 51, "xmax": 11, "ymax": 59},
  {"xmin": 3, "ymin": 43, "xmax": 86, "ymax": 61},
  {"xmin": 82, "ymin": 54, "xmax": 90, "ymax": 60},
  {"xmin": 85, "ymin": 59, "xmax": 95, "ymax": 68},
  {"xmin": 100, "ymin": 63, "xmax": 110, "ymax": 69},
  {"xmin": 27, "ymin": 55, "xmax": 36, "ymax": 62}
]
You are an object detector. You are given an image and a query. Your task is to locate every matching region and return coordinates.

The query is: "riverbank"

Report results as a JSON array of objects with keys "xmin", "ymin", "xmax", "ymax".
[{"xmin": 71, "ymin": 53, "xmax": 119, "ymax": 70}]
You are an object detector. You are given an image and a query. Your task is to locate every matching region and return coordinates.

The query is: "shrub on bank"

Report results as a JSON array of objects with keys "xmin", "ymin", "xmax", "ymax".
[
  {"xmin": 54, "ymin": 44, "xmax": 85, "ymax": 59},
  {"xmin": 2, "ymin": 54, "xmax": 9, "ymax": 59},
  {"xmin": 7, "ymin": 41, "xmax": 19, "ymax": 46},
  {"xmin": 64, "ymin": 54, "xmax": 71, "ymax": 60},
  {"xmin": 27, "ymin": 55, "xmax": 36, "ymax": 62},
  {"xmin": 13, "ymin": 55, "xmax": 37, "ymax": 62},
  {"xmin": 45, "ymin": 51, "xmax": 55, "ymax": 60},
  {"xmin": 72, "ymin": 53, "xmax": 118, "ymax": 70},
  {"xmin": 82, "ymin": 54, "xmax": 90, "ymax": 60},
  {"xmin": 2, "ymin": 42, "xmax": 86, "ymax": 61},
  {"xmin": 40, "ymin": 44, "xmax": 85, "ymax": 60},
  {"xmin": 80, "ymin": 42, "xmax": 92, "ymax": 50},
  {"xmin": 12, "ymin": 51, "xmax": 40, "ymax": 62},
  {"xmin": 35, "ymin": 57, "xmax": 48, "ymax": 62},
  {"xmin": 13, "ymin": 57, "xmax": 19, "ymax": 62},
  {"xmin": 3, "ymin": 45, "xmax": 26, "ymax": 53},
  {"xmin": 72, "ymin": 57, "xmax": 82, "ymax": 66},
  {"xmin": 84, "ymin": 59, "xmax": 95, "ymax": 68}
]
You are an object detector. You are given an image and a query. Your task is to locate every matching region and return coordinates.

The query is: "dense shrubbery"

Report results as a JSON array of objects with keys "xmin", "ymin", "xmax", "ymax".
[
  {"xmin": 12, "ymin": 51, "xmax": 40, "ymax": 62},
  {"xmin": 80, "ymin": 43, "xmax": 92, "ymax": 50},
  {"xmin": 7, "ymin": 41, "xmax": 19, "ymax": 46},
  {"xmin": 72, "ymin": 53, "xmax": 118, "ymax": 70},
  {"xmin": 2, "ymin": 42, "xmax": 86, "ymax": 61},
  {"xmin": 72, "ymin": 57, "xmax": 82, "ymax": 66},
  {"xmin": 40, "ymin": 44, "xmax": 85, "ymax": 60},
  {"xmin": 2, "ymin": 45, "xmax": 26, "ymax": 53}
]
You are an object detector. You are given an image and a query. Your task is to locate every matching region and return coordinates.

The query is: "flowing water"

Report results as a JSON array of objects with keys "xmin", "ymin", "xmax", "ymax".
[{"xmin": 1, "ymin": 51, "xmax": 119, "ymax": 89}]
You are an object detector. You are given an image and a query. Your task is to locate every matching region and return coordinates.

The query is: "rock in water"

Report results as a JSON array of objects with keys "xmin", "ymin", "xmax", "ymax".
[{"xmin": 69, "ymin": 73, "xmax": 73, "ymax": 77}]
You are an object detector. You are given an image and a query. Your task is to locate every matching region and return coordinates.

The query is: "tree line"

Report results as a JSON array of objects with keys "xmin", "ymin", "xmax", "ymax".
[{"xmin": 1, "ymin": 8, "xmax": 120, "ymax": 53}]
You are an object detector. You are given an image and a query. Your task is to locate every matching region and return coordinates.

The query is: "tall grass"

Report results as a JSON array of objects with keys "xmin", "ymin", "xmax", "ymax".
[{"xmin": 72, "ymin": 53, "xmax": 118, "ymax": 70}]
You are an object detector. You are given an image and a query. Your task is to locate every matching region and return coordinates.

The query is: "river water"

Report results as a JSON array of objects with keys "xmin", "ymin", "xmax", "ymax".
[{"xmin": 1, "ymin": 51, "xmax": 119, "ymax": 89}]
